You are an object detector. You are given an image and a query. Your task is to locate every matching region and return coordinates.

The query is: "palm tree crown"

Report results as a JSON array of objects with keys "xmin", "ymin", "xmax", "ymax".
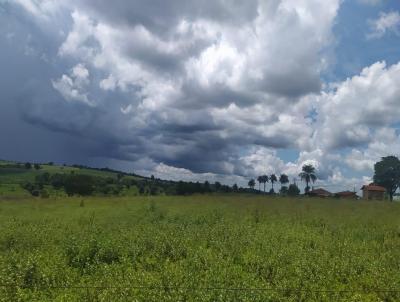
[
  {"xmin": 248, "ymin": 179, "xmax": 255, "ymax": 189},
  {"xmin": 270, "ymin": 174, "xmax": 277, "ymax": 189},
  {"xmin": 260, "ymin": 175, "xmax": 269, "ymax": 192},
  {"xmin": 299, "ymin": 164, "xmax": 317, "ymax": 193},
  {"xmin": 257, "ymin": 176, "xmax": 263, "ymax": 191},
  {"xmin": 279, "ymin": 174, "xmax": 289, "ymax": 185}
]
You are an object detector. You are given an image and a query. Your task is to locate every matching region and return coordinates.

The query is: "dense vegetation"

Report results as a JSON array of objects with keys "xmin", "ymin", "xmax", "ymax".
[{"xmin": 0, "ymin": 196, "xmax": 399, "ymax": 301}]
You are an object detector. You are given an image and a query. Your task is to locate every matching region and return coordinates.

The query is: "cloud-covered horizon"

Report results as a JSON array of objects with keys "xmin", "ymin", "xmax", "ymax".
[{"xmin": 1, "ymin": 0, "xmax": 400, "ymax": 191}]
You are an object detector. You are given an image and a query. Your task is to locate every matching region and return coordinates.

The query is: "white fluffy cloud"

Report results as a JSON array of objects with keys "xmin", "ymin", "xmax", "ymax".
[
  {"xmin": 314, "ymin": 61, "xmax": 400, "ymax": 150},
  {"xmin": 52, "ymin": 64, "xmax": 92, "ymax": 105},
  {"xmin": 367, "ymin": 11, "xmax": 400, "ymax": 39}
]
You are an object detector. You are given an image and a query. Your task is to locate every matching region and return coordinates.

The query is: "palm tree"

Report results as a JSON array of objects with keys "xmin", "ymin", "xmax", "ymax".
[
  {"xmin": 279, "ymin": 174, "xmax": 289, "ymax": 188},
  {"xmin": 299, "ymin": 164, "xmax": 317, "ymax": 194},
  {"xmin": 270, "ymin": 174, "xmax": 277, "ymax": 191},
  {"xmin": 248, "ymin": 179, "xmax": 256, "ymax": 190},
  {"xmin": 261, "ymin": 175, "xmax": 269, "ymax": 193},
  {"xmin": 257, "ymin": 176, "xmax": 262, "ymax": 192}
]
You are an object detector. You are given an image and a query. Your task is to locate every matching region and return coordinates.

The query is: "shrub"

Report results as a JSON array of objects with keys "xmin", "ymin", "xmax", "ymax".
[
  {"xmin": 288, "ymin": 184, "xmax": 300, "ymax": 196},
  {"xmin": 50, "ymin": 174, "xmax": 66, "ymax": 190},
  {"xmin": 64, "ymin": 175, "xmax": 95, "ymax": 196}
]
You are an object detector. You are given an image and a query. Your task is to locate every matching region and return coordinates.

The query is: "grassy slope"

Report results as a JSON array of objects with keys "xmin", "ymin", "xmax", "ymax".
[
  {"xmin": 0, "ymin": 160, "xmax": 143, "ymax": 196},
  {"xmin": 0, "ymin": 195, "xmax": 399, "ymax": 301},
  {"xmin": 0, "ymin": 160, "xmax": 141, "ymax": 183}
]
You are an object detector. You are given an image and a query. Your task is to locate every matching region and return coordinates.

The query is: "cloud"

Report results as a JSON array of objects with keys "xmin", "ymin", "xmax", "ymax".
[
  {"xmin": 8, "ymin": 0, "xmax": 339, "ymax": 177},
  {"xmin": 4, "ymin": 0, "xmax": 393, "ymax": 190},
  {"xmin": 314, "ymin": 61, "xmax": 400, "ymax": 151},
  {"xmin": 367, "ymin": 11, "xmax": 400, "ymax": 39},
  {"xmin": 346, "ymin": 128, "xmax": 400, "ymax": 172},
  {"xmin": 52, "ymin": 64, "xmax": 93, "ymax": 105}
]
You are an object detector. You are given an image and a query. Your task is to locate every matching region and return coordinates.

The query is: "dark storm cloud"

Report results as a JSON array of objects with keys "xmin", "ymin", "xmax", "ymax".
[{"xmin": 1, "ymin": 0, "xmax": 348, "ymax": 182}]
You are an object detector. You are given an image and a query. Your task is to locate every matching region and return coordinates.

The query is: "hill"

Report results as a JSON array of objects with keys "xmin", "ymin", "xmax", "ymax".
[{"xmin": 0, "ymin": 160, "xmax": 246, "ymax": 198}]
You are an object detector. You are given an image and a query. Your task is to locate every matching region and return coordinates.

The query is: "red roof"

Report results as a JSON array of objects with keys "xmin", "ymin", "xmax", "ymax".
[
  {"xmin": 336, "ymin": 191, "xmax": 357, "ymax": 196},
  {"xmin": 361, "ymin": 184, "xmax": 386, "ymax": 192},
  {"xmin": 309, "ymin": 188, "xmax": 332, "ymax": 196}
]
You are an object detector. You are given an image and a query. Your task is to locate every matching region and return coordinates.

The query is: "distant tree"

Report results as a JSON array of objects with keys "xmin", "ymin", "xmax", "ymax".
[
  {"xmin": 214, "ymin": 181, "xmax": 222, "ymax": 192},
  {"xmin": 279, "ymin": 174, "xmax": 289, "ymax": 188},
  {"xmin": 299, "ymin": 164, "xmax": 317, "ymax": 194},
  {"xmin": 248, "ymin": 179, "xmax": 256, "ymax": 190},
  {"xmin": 270, "ymin": 174, "xmax": 277, "ymax": 191},
  {"xmin": 34, "ymin": 163, "xmax": 41, "ymax": 170},
  {"xmin": 48, "ymin": 162, "xmax": 54, "ymax": 166},
  {"xmin": 50, "ymin": 174, "xmax": 66, "ymax": 190},
  {"xmin": 260, "ymin": 175, "xmax": 269, "ymax": 193},
  {"xmin": 373, "ymin": 156, "xmax": 400, "ymax": 201},
  {"xmin": 280, "ymin": 186, "xmax": 289, "ymax": 195},
  {"xmin": 64, "ymin": 175, "xmax": 95, "ymax": 196},
  {"xmin": 117, "ymin": 173, "xmax": 124, "ymax": 181},
  {"xmin": 232, "ymin": 183, "xmax": 239, "ymax": 192},
  {"xmin": 35, "ymin": 172, "xmax": 50, "ymax": 186},
  {"xmin": 288, "ymin": 183, "xmax": 300, "ymax": 196},
  {"xmin": 24, "ymin": 162, "xmax": 32, "ymax": 169},
  {"xmin": 257, "ymin": 176, "xmax": 262, "ymax": 191},
  {"xmin": 151, "ymin": 175, "xmax": 155, "ymax": 181}
]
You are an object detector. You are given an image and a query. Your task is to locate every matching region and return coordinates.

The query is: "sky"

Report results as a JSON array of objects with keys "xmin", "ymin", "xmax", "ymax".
[{"xmin": 1, "ymin": 0, "xmax": 400, "ymax": 192}]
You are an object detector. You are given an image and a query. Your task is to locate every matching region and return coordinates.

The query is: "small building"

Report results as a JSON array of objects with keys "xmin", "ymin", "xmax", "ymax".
[
  {"xmin": 335, "ymin": 191, "xmax": 358, "ymax": 199},
  {"xmin": 361, "ymin": 184, "xmax": 386, "ymax": 200},
  {"xmin": 308, "ymin": 188, "xmax": 332, "ymax": 198}
]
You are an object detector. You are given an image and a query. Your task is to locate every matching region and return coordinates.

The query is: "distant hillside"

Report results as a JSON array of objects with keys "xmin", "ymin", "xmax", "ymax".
[
  {"xmin": 0, "ymin": 160, "xmax": 247, "ymax": 198},
  {"xmin": 0, "ymin": 160, "xmax": 143, "ymax": 184}
]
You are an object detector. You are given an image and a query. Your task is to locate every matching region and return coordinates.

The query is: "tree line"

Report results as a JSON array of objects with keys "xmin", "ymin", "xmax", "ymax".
[
  {"xmin": 248, "ymin": 164, "xmax": 317, "ymax": 196},
  {"xmin": 20, "ymin": 171, "xmax": 256, "ymax": 197}
]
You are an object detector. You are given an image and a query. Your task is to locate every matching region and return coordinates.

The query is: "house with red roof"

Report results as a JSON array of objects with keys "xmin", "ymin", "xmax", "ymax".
[
  {"xmin": 308, "ymin": 188, "xmax": 332, "ymax": 198},
  {"xmin": 335, "ymin": 191, "xmax": 358, "ymax": 199},
  {"xmin": 361, "ymin": 183, "xmax": 386, "ymax": 200}
]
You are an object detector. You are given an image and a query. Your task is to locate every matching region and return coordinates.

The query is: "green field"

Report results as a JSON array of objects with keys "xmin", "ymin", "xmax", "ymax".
[{"xmin": 1, "ymin": 195, "xmax": 400, "ymax": 301}]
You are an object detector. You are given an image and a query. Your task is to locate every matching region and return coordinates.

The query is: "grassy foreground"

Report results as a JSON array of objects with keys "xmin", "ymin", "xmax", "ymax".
[{"xmin": 0, "ymin": 195, "xmax": 400, "ymax": 301}]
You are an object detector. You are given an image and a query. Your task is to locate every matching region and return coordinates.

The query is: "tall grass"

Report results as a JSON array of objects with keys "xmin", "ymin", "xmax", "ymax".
[{"xmin": 0, "ymin": 195, "xmax": 399, "ymax": 301}]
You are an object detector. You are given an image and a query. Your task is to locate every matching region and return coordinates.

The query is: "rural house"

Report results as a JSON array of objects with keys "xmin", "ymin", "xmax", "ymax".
[
  {"xmin": 335, "ymin": 191, "xmax": 358, "ymax": 199},
  {"xmin": 361, "ymin": 184, "xmax": 386, "ymax": 200},
  {"xmin": 308, "ymin": 188, "xmax": 332, "ymax": 198}
]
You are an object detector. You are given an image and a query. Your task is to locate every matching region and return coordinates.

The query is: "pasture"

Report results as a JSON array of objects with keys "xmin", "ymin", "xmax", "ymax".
[{"xmin": 0, "ymin": 195, "xmax": 400, "ymax": 301}]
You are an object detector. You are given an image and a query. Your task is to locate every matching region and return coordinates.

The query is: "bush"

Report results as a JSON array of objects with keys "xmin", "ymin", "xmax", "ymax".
[
  {"xmin": 50, "ymin": 174, "xmax": 66, "ymax": 190},
  {"xmin": 280, "ymin": 186, "xmax": 289, "ymax": 195},
  {"xmin": 64, "ymin": 175, "xmax": 95, "ymax": 196},
  {"xmin": 288, "ymin": 184, "xmax": 300, "ymax": 196},
  {"xmin": 21, "ymin": 182, "xmax": 41, "ymax": 197}
]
